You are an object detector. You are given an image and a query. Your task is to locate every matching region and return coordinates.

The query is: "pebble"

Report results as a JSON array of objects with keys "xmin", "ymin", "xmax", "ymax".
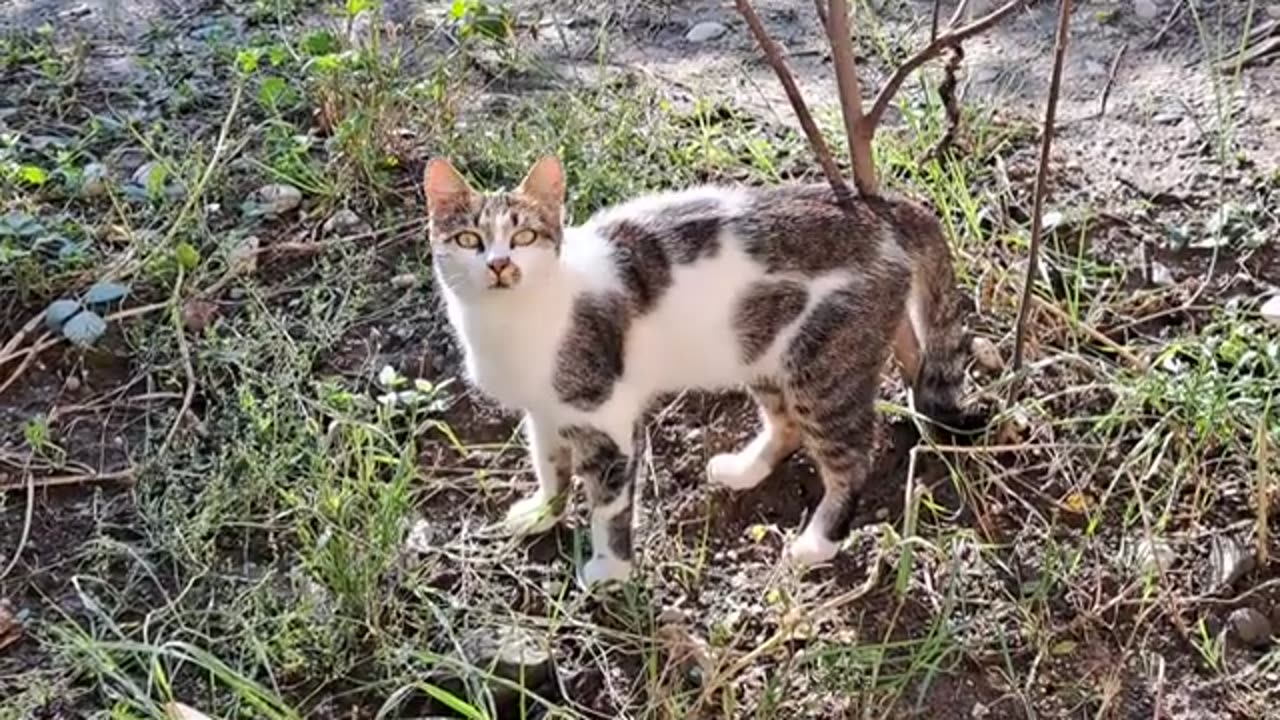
[
  {"xmin": 1228, "ymin": 607, "xmax": 1273, "ymax": 649},
  {"xmin": 323, "ymin": 208, "xmax": 371, "ymax": 237},
  {"xmin": 391, "ymin": 272, "xmax": 418, "ymax": 289},
  {"xmin": 64, "ymin": 374, "xmax": 81, "ymax": 393},
  {"xmin": 1209, "ymin": 535, "xmax": 1255, "ymax": 591},
  {"xmin": 685, "ymin": 21, "xmax": 727, "ymax": 43},
  {"xmin": 251, "ymin": 184, "xmax": 302, "ymax": 216},
  {"xmin": 80, "ymin": 163, "xmax": 108, "ymax": 198},
  {"xmin": 1268, "ymin": 4, "xmax": 1280, "ymax": 20},
  {"xmin": 1134, "ymin": 0, "xmax": 1160, "ymax": 21},
  {"xmin": 229, "ymin": 235, "xmax": 260, "ymax": 275},
  {"xmin": 970, "ymin": 337, "xmax": 1004, "ymax": 372}
]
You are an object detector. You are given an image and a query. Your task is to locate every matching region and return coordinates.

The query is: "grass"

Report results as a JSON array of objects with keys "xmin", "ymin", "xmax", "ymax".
[{"xmin": 2, "ymin": 1, "xmax": 1280, "ymax": 718}]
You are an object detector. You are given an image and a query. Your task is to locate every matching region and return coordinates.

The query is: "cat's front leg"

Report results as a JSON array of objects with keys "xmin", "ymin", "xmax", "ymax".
[
  {"xmin": 504, "ymin": 412, "xmax": 572, "ymax": 536},
  {"xmin": 565, "ymin": 426, "xmax": 637, "ymax": 588}
]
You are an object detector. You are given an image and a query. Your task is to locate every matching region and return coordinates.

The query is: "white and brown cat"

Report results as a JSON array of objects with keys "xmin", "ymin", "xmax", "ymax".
[{"xmin": 424, "ymin": 156, "xmax": 980, "ymax": 588}]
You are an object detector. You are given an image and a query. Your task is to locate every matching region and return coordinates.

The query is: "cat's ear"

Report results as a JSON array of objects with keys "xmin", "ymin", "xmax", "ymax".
[
  {"xmin": 517, "ymin": 156, "xmax": 564, "ymax": 211},
  {"xmin": 424, "ymin": 158, "xmax": 474, "ymax": 213}
]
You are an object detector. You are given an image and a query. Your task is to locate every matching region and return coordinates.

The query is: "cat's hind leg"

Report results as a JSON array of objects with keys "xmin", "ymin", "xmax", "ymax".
[
  {"xmin": 707, "ymin": 380, "xmax": 801, "ymax": 490},
  {"xmin": 782, "ymin": 282, "xmax": 899, "ymax": 566},
  {"xmin": 504, "ymin": 413, "xmax": 572, "ymax": 536}
]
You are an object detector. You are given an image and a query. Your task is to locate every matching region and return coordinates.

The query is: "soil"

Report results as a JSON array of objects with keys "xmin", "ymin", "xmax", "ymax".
[{"xmin": 3, "ymin": 1, "xmax": 1280, "ymax": 718}]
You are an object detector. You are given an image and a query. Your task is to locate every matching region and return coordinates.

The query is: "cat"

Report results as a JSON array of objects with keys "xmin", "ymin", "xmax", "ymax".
[{"xmin": 423, "ymin": 156, "xmax": 980, "ymax": 588}]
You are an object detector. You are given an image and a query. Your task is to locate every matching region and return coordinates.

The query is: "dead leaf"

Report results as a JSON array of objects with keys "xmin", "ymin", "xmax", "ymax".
[
  {"xmin": 0, "ymin": 601, "xmax": 21, "ymax": 652},
  {"xmin": 1062, "ymin": 491, "xmax": 1093, "ymax": 515}
]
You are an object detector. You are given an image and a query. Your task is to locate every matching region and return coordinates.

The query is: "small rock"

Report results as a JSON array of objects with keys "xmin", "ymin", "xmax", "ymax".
[
  {"xmin": 64, "ymin": 374, "xmax": 81, "ymax": 393},
  {"xmin": 250, "ymin": 184, "xmax": 302, "ymax": 216},
  {"xmin": 1228, "ymin": 607, "xmax": 1273, "ymax": 649},
  {"xmin": 229, "ymin": 235, "xmax": 260, "ymax": 276},
  {"xmin": 970, "ymin": 337, "xmax": 1004, "ymax": 372},
  {"xmin": 404, "ymin": 518, "xmax": 433, "ymax": 555},
  {"xmin": 685, "ymin": 21, "xmax": 727, "ymax": 43},
  {"xmin": 391, "ymin": 272, "xmax": 418, "ymax": 289},
  {"xmin": 1268, "ymin": 4, "xmax": 1280, "ymax": 20},
  {"xmin": 418, "ymin": 626, "xmax": 556, "ymax": 717},
  {"xmin": 1209, "ymin": 535, "xmax": 1255, "ymax": 591},
  {"xmin": 80, "ymin": 163, "xmax": 108, "ymax": 197},
  {"xmin": 1149, "ymin": 261, "xmax": 1175, "ymax": 286},
  {"xmin": 1261, "ymin": 296, "xmax": 1280, "ymax": 327},
  {"xmin": 1128, "ymin": 536, "xmax": 1175, "ymax": 574},
  {"xmin": 1134, "ymin": 0, "xmax": 1161, "ymax": 21},
  {"xmin": 182, "ymin": 299, "xmax": 219, "ymax": 333},
  {"xmin": 322, "ymin": 208, "xmax": 371, "ymax": 237}
]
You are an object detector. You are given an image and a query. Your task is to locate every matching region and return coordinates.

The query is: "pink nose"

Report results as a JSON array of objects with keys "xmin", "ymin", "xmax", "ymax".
[{"xmin": 488, "ymin": 257, "xmax": 511, "ymax": 274}]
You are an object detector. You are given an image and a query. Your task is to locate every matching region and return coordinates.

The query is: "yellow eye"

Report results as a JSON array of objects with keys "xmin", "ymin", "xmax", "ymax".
[
  {"xmin": 454, "ymin": 231, "xmax": 482, "ymax": 249},
  {"xmin": 511, "ymin": 229, "xmax": 537, "ymax": 247}
]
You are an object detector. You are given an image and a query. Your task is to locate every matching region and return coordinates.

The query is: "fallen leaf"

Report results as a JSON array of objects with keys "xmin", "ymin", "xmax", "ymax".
[
  {"xmin": 182, "ymin": 299, "xmax": 219, "ymax": 333},
  {"xmin": 1062, "ymin": 491, "xmax": 1092, "ymax": 515},
  {"xmin": 0, "ymin": 601, "xmax": 22, "ymax": 651},
  {"xmin": 62, "ymin": 310, "xmax": 107, "ymax": 347},
  {"xmin": 229, "ymin": 235, "xmax": 260, "ymax": 275},
  {"xmin": 1208, "ymin": 535, "xmax": 1255, "ymax": 592}
]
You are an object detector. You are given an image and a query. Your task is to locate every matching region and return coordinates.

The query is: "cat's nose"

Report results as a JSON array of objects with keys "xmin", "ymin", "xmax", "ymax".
[{"xmin": 487, "ymin": 257, "xmax": 511, "ymax": 273}]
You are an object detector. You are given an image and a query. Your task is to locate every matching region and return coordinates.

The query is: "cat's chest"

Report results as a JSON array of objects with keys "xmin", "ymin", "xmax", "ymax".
[{"xmin": 455, "ymin": 311, "xmax": 564, "ymax": 412}]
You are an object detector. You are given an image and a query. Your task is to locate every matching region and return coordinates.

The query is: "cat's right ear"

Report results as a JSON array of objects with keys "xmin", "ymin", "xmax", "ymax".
[{"xmin": 424, "ymin": 159, "xmax": 474, "ymax": 213}]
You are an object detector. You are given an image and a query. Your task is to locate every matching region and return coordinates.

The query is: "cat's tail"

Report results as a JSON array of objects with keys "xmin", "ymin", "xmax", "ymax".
[{"xmin": 886, "ymin": 200, "xmax": 988, "ymax": 435}]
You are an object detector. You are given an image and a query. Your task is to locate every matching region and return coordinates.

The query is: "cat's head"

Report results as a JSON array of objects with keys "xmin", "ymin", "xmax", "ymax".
[{"xmin": 423, "ymin": 156, "xmax": 564, "ymax": 299}]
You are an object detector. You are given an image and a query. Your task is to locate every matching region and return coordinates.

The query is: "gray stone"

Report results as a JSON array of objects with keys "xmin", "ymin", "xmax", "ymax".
[
  {"xmin": 412, "ymin": 626, "xmax": 557, "ymax": 716},
  {"xmin": 685, "ymin": 21, "xmax": 727, "ymax": 43},
  {"xmin": 1228, "ymin": 607, "xmax": 1273, "ymax": 649},
  {"xmin": 1209, "ymin": 535, "xmax": 1256, "ymax": 591},
  {"xmin": 322, "ymin": 208, "xmax": 371, "ymax": 237},
  {"xmin": 1134, "ymin": 0, "xmax": 1161, "ymax": 21},
  {"xmin": 251, "ymin": 184, "xmax": 302, "ymax": 216}
]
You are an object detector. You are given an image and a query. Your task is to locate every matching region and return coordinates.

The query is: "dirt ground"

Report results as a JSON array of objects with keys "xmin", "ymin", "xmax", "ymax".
[{"xmin": 3, "ymin": 1, "xmax": 1280, "ymax": 718}]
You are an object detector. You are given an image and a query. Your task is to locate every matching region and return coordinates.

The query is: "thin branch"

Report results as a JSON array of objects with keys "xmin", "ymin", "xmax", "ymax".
[
  {"xmin": 931, "ymin": 0, "xmax": 944, "ymax": 42},
  {"xmin": 736, "ymin": 0, "xmax": 853, "ymax": 206},
  {"xmin": 866, "ymin": 0, "xmax": 1029, "ymax": 132},
  {"xmin": 948, "ymin": 0, "xmax": 974, "ymax": 28},
  {"xmin": 0, "ymin": 468, "xmax": 135, "ymax": 492},
  {"xmin": 826, "ymin": 0, "xmax": 877, "ymax": 195},
  {"xmin": 1097, "ymin": 41, "xmax": 1127, "ymax": 117},
  {"xmin": 1010, "ymin": 0, "xmax": 1075, "ymax": 386}
]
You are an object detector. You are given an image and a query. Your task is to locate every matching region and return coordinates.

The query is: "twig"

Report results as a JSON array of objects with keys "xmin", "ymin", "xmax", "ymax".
[
  {"xmin": 0, "ymin": 468, "xmax": 135, "ymax": 492},
  {"xmin": 1009, "ymin": 0, "xmax": 1074, "ymax": 394},
  {"xmin": 866, "ymin": 0, "xmax": 1029, "ymax": 131},
  {"xmin": 160, "ymin": 267, "xmax": 197, "ymax": 456},
  {"xmin": 826, "ymin": 0, "xmax": 877, "ymax": 196},
  {"xmin": 1032, "ymin": 296, "xmax": 1146, "ymax": 371},
  {"xmin": 1097, "ymin": 41, "xmax": 1127, "ymax": 117},
  {"xmin": 0, "ymin": 313, "xmax": 42, "ymax": 366},
  {"xmin": 0, "ymin": 460, "xmax": 33, "ymax": 581},
  {"xmin": 736, "ymin": 0, "xmax": 853, "ymax": 206},
  {"xmin": 931, "ymin": 0, "xmax": 943, "ymax": 42},
  {"xmin": 0, "ymin": 302, "xmax": 169, "ymax": 399},
  {"xmin": 1143, "ymin": 0, "xmax": 1185, "ymax": 50},
  {"xmin": 928, "ymin": 46, "xmax": 966, "ymax": 159}
]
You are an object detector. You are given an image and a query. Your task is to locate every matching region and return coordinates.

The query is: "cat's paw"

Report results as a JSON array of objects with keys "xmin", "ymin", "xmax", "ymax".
[
  {"xmin": 786, "ymin": 528, "xmax": 839, "ymax": 567},
  {"xmin": 706, "ymin": 452, "xmax": 771, "ymax": 490},
  {"xmin": 503, "ymin": 493, "xmax": 564, "ymax": 537},
  {"xmin": 578, "ymin": 555, "xmax": 633, "ymax": 590}
]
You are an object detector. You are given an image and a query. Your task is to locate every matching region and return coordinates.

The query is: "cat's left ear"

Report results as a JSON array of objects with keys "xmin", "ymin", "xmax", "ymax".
[{"xmin": 517, "ymin": 156, "xmax": 564, "ymax": 212}]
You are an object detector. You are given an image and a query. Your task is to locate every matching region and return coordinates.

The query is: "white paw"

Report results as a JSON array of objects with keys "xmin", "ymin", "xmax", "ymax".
[
  {"xmin": 707, "ymin": 452, "xmax": 771, "ymax": 490},
  {"xmin": 503, "ymin": 493, "xmax": 563, "ymax": 537},
  {"xmin": 786, "ymin": 528, "xmax": 839, "ymax": 567},
  {"xmin": 579, "ymin": 555, "xmax": 633, "ymax": 590}
]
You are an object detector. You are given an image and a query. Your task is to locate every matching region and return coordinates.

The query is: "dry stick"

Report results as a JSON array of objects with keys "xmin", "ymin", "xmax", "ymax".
[
  {"xmin": 1032, "ymin": 296, "xmax": 1145, "ymax": 371},
  {"xmin": 0, "ymin": 313, "xmax": 43, "ymax": 370},
  {"xmin": 0, "ymin": 468, "xmax": 134, "ymax": 493},
  {"xmin": 1009, "ymin": 0, "xmax": 1074, "ymax": 394},
  {"xmin": 1097, "ymin": 41, "xmax": 1127, "ymax": 117},
  {"xmin": 736, "ymin": 0, "xmax": 853, "ymax": 207},
  {"xmin": 827, "ymin": 0, "xmax": 878, "ymax": 196},
  {"xmin": 931, "ymin": 0, "xmax": 944, "ymax": 42},
  {"xmin": 866, "ymin": 0, "xmax": 1029, "ymax": 132}
]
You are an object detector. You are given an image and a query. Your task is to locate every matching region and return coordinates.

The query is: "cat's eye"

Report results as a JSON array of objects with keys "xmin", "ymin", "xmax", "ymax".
[
  {"xmin": 453, "ymin": 231, "xmax": 483, "ymax": 249},
  {"xmin": 511, "ymin": 229, "xmax": 537, "ymax": 247}
]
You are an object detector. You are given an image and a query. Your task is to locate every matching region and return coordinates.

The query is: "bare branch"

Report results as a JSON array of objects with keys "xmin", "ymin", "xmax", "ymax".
[
  {"xmin": 866, "ymin": 0, "xmax": 1028, "ymax": 132},
  {"xmin": 1010, "ymin": 0, "xmax": 1074, "ymax": 383},
  {"xmin": 931, "ymin": 0, "xmax": 944, "ymax": 42},
  {"xmin": 826, "ymin": 0, "xmax": 877, "ymax": 196},
  {"xmin": 736, "ymin": 0, "xmax": 853, "ymax": 206}
]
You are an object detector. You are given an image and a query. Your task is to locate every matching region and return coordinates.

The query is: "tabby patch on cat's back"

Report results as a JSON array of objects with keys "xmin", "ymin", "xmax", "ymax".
[{"xmin": 423, "ymin": 156, "xmax": 979, "ymax": 590}]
